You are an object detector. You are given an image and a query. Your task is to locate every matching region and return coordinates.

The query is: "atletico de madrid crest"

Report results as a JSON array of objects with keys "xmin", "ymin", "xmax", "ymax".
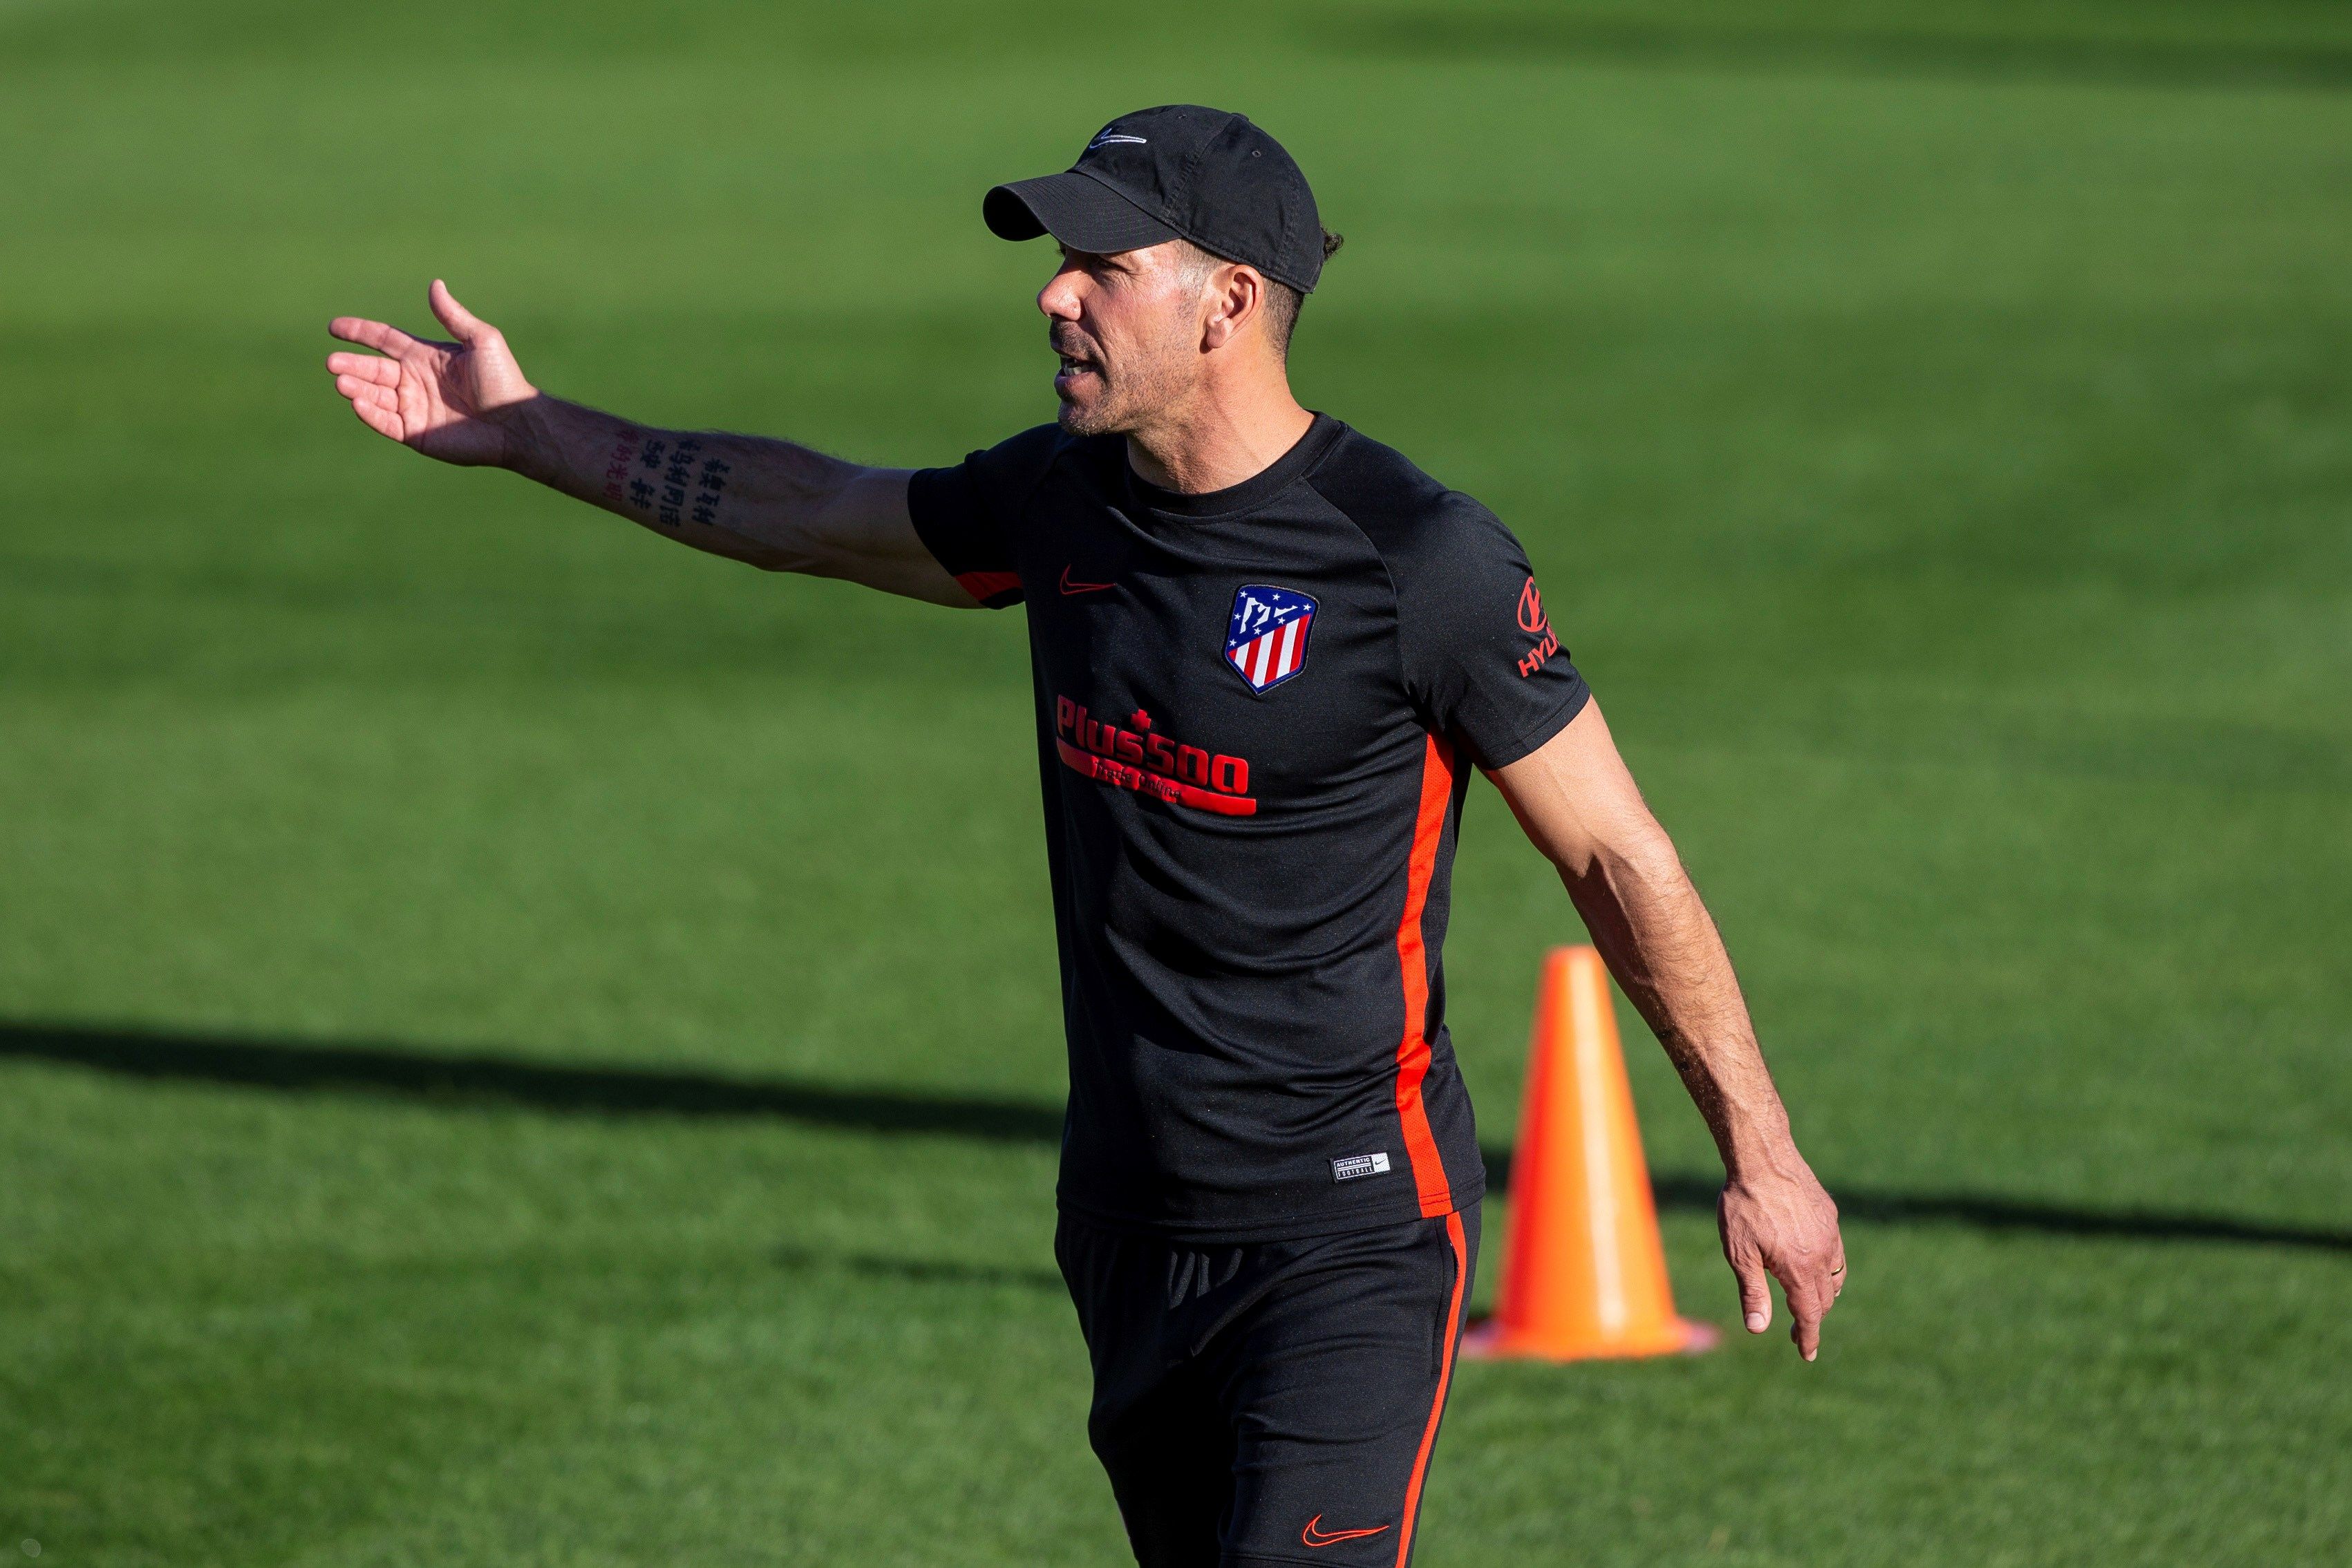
[{"xmin": 1225, "ymin": 585, "xmax": 1317, "ymax": 693}]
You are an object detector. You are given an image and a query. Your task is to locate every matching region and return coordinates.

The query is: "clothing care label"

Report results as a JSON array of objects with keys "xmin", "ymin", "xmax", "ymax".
[{"xmin": 1331, "ymin": 1152, "xmax": 1392, "ymax": 1182}]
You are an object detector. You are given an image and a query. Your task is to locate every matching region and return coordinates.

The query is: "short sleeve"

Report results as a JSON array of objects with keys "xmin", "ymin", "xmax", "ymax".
[
  {"xmin": 906, "ymin": 423, "xmax": 1064, "ymax": 609},
  {"xmin": 1391, "ymin": 498, "xmax": 1591, "ymax": 769}
]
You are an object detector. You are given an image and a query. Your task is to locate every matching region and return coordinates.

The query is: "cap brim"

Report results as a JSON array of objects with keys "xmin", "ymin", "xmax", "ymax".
[{"xmin": 983, "ymin": 170, "xmax": 1181, "ymax": 254}]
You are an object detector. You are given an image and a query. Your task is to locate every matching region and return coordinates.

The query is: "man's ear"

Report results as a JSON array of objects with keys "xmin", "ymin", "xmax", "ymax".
[{"xmin": 1201, "ymin": 263, "xmax": 1266, "ymax": 352}]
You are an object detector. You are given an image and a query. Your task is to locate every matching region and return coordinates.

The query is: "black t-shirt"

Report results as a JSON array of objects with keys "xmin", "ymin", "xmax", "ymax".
[{"xmin": 908, "ymin": 414, "xmax": 1590, "ymax": 1242}]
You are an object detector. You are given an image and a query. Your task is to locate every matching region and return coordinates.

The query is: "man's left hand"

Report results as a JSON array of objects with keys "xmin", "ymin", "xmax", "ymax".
[{"xmin": 1718, "ymin": 1160, "xmax": 1845, "ymax": 1361}]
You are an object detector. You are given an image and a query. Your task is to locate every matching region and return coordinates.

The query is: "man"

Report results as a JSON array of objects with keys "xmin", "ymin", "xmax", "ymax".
[{"xmin": 326, "ymin": 104, "xmax": 1843, "ymax": 1568}]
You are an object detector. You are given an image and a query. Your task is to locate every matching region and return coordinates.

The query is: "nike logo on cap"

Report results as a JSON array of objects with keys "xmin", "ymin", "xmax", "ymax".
[
  {"xmin": 1301, "ymin": 1515, "xmax": 1390, "ymax": 1548},
  {"xmin": 1089, "ymin": 132, "xmax": 1147, "ymax": 148}
]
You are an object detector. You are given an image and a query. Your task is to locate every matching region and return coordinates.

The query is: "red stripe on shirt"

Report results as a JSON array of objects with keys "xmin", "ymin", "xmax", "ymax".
[
  {"xmin": 954, "ymin": 570, "xmax": 1022, "ymax": 603},
  {"xmin": 1393, "ymin": 732, "xmax": 1456, "ymax": 1218}
]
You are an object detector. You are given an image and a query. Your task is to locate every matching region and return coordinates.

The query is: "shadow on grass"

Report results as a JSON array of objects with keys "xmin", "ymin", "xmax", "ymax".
[
  {"xmin": 0, "ymin": 1017, "xmax": 1060, "ymax": 1140},
  {"xmin": 1321, "ymin": 10, "xmax": 2352, "ymax": 92},
  {"xmin": 8, "ymin": 1018, "xmax": 2349, "ymax": 1256}
]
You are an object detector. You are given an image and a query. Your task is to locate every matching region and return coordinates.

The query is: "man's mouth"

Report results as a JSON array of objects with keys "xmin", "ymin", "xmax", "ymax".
[{"xmin": 1054, "ymin": 346, "xmax": 1101, "ymax": 397}]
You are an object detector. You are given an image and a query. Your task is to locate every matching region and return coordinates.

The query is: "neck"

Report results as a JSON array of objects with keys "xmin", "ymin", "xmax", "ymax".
[{"xmin": 1124, "ymin": 361, "xmax": 1314, "ymax": 495}]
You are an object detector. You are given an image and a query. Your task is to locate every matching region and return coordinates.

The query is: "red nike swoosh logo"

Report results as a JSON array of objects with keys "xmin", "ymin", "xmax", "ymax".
[
  {"xmin": 1060, "ymin": 565, "xmax": 1115, "ymax": 595},
  {"xmin": 1301, "ymin": 1515, "xmax": 1390, "ymax": 1548}
]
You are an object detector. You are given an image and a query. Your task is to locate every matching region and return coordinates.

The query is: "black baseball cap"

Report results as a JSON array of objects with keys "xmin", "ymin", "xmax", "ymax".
[{"xmin": 983, "ymin": 105, "xmax": 1327, "ymax": 294}]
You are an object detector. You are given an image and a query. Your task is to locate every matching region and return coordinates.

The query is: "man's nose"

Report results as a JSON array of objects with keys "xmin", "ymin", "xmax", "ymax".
[{"xmin": 1037, "ymin": 265, "xmax": 1084, "ymax": 320}]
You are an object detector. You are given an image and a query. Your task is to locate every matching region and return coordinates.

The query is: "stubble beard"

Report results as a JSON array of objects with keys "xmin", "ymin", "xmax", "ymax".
[
  {"xmin": 1057, "ymin": 368, "xmax": 1151, "ymax": 438},
  {"xmin": 1055, "ymin": 330, "xmax": 1189, "ymax": 439},
  {"xmin": 1055, "ymin": 393, "xmax": 1118, "ymax": 437}
]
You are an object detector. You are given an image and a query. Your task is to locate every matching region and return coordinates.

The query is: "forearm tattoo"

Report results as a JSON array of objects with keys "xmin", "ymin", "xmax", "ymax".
[
  {"xmin": 617, "ymin": 433, "xmax": 731, "ymax": 528},
  {"xmin": 600, "ymin": 426, "xmax": 640, "ymax": 504}
]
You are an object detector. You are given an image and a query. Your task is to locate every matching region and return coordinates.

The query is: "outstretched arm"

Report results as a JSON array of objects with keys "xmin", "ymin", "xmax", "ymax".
[
  {"xmin": 325, "ymin": 281, "xmax": 971, "ymax": 606},
  {"xmin": 1488, "ymin": 699, "xmax": 1846, "ymax": 1360}
]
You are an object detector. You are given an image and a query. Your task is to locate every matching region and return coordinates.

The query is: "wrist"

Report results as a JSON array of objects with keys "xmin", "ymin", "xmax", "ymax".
[
  {"xmin": 1716, "ymin": 1113, "xmax": 1804, "ymax": 1186},
  {"xmin": 489, "ymin": 390, "xmax": 552, "ymax": 480}
]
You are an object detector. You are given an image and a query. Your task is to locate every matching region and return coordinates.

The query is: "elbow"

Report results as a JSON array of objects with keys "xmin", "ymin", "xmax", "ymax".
[
  {"xmin": 1565, "ymin": 821, "xmax": 1689, "ymax": 907},
  {"xmin": 1624, "ymin": 825, "xmax": 1690, "ymax": 887},
  {"xmin": 731, "ymin": 535, "xmax": 823, "ymax": 575},
  {"xmin": 1612, "ymin": 831, "xmax": 1692, "ymax": 901}
]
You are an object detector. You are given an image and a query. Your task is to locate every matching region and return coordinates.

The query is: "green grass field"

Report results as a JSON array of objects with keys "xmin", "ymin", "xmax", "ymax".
[{"xmin": 4, "ymin": 1, "xmax": 2349, "ymax": 1562}]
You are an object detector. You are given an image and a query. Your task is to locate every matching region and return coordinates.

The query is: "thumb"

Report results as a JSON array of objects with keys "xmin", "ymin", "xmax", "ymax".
[
  {"xmin": 1731, "ymin": 1244, "xmax": 1771, "ymax": 1334},
  {"xmin": 429, "ymin": 278, "xmax": 491, "ymax": 345}
]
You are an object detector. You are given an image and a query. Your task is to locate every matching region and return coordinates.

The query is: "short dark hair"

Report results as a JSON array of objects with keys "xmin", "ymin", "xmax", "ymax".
[
  {"xmin": 1262, "ymin": 229, "xmax": 1345, "ymax": 359},
  {"xmin": 1180, "ymin": 229, "xmax": 1344, "ymax": 360}
]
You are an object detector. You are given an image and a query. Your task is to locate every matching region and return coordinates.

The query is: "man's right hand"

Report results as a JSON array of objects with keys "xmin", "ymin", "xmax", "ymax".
[
  {"xmin": 321, "ymin": 281, "xmax": 966, "ymax": 605},
  {"xmin": 326, "ymin": 280, "xmax": 537, "ymax": 467}
]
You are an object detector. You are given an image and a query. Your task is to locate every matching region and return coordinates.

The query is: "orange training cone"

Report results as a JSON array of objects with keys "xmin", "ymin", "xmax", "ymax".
[{"xmin": 1464, "ymin": 946, "xmax": 1718, "ymax": 1361}]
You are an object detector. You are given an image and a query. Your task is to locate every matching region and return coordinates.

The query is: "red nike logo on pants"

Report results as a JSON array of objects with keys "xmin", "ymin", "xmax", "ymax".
[
  {"xmin": 1060, "ymin": 565, "xmax": 1115, "ymax": 594},
  {"xmin": 1301, "ymin": 1514, "xmax": 1390, "ymax": 1547}
]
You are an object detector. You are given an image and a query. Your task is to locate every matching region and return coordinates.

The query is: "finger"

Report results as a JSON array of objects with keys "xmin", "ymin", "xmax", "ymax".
[
  {"xmin": 1790, "ymin": 1288, "xmax": 1825, "ymax": 1361},
  {"xmin": 331, "ymin": 370, "xmax": 397, "ymax": 411},
  {"xmin": 347, "ymin": 394, "xmax": 404, "ymax": 441},
  {"xmin": 329, "ymin": 316, "xmax": 420, "ymax": 357},
  {"xmin": 1776, "ymin": 1260, "xmax": 1839, "ymax": 1360},
  {"xmin": 335, "ymin": 374, "xmax": 397, "ymax": 410},
  {"xmin": 429, "ymin": 278, "xmax": 491, "ymax": 345},
  {"xmin": 326, "ymin": 352, "xmax": 400, "ymax": 386},
  {"xmin": 1729, "ymin": 1246, "xmax": 1771, "ymax": 1334}
]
